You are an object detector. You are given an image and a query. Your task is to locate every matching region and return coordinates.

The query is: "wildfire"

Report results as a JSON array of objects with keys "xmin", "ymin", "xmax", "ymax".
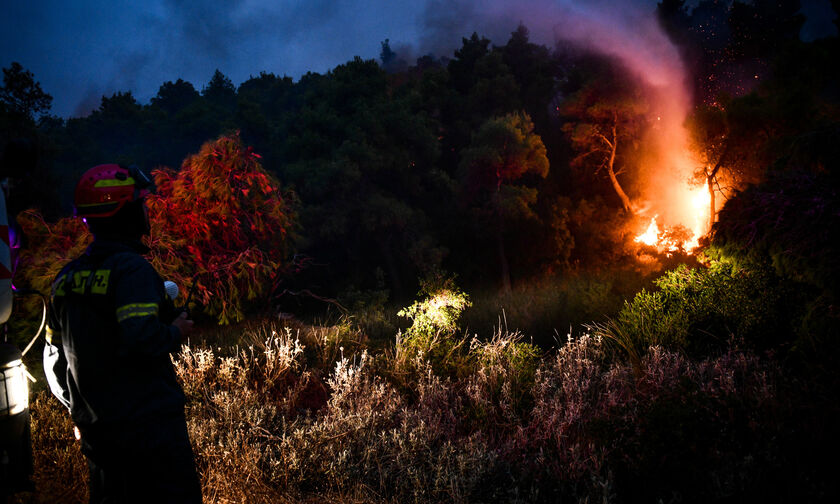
[
  {"xmin": 635, "ymin": 215, "xmax": 661, "ymax": 247},
  {"xmin": 634, "ymin": 184, "xmax": 711, "ymax": 255},
  {"xmin": 634, "ymin": 215, "xmax": 681, "ymax": 254}
]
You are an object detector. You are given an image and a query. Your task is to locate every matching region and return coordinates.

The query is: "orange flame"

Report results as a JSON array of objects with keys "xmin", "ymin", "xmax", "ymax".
[
  {"xmin": 634, "ymin": 183, "xmax": 711, "ymax": 255},
  {"xmin": 635, "ymin": 215, "xmax": 661, "ymax": 246}
]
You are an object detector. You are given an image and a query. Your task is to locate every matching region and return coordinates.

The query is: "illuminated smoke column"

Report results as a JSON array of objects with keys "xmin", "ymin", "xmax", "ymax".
[
  {"xmin": 422, "ymin": 0, "xmax": 708, "ymax": 235},
  {"xmin": 536, "ymin": 1, "xmax": 700, "ymax": 231}
]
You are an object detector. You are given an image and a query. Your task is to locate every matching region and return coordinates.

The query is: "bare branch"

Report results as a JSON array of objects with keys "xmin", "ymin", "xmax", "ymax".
[{"xmin": 595, "ymin": 133, "xmax": 614, "ymax": 149}]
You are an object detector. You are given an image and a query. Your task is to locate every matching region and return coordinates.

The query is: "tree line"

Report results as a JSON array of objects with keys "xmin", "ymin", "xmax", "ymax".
[{"xmin": 2, "ymin": 0, "xmax": 839, "ymax": 305}]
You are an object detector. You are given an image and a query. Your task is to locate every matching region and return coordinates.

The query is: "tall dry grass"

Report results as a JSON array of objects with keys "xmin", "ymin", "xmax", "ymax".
[{"xmin": 24, "ymin": 321, "xmax": 802, "ymax": 503}]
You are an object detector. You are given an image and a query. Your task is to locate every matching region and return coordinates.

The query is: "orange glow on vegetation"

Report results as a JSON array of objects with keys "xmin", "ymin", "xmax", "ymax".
[
  {"xmin": 633, "ymin": 215, "xmax": 679, "ymax": 255},
  {"xmin": 634, "ymin": 181, "xmax": 710, "ymax": 255},
  {"xmin": 635, "ymin": 215, "xmax": 661, "ymax": 247}
]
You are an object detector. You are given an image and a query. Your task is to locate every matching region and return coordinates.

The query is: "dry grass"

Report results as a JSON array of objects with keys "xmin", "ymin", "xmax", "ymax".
[
  {"xmin": 23, "ymin": 391, "xmax": 88, "ymax": 504},
  {"xmin": 24, "ymin": 320, "xmax": 803, "ymax": 503}
]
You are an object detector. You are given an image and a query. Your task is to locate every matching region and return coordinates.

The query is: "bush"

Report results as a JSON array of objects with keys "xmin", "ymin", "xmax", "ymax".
[
  {"xmin": 339, "ymin": 283, "xmax": 398, "ymax": 344},
  {"xmin": 146, "ymin": 132, "xmax": 296, "ymax": 324},
  {"xmin": 26, "ymin": 322, "xmax": 828, "ymax": 503},
  {"xmin": 711, "ymin": 169, "xmax": 840, "ymax": 356},
  {"xmin": 9, "ymin": 210, "xmax": 91, "ymax": 347},
  {"xmin": 509, "ymin": 335, "xmax": 784, "ymax": 502},
  {"xmin": 597, "ymin": 258, "xmax": 792, "ymax": 359},
  {"xmin": 466, "ymin": 331, "xmax": 542, "ymax": 428},
  {"xmin": 395, "ymin": 275, "xmax": 471, "ymax": 379}
]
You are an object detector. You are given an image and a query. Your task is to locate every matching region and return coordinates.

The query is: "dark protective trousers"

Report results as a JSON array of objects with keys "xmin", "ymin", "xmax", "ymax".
[{"xmin": 80, "ymin": 413, "xmax": 202, "ymax": 504}]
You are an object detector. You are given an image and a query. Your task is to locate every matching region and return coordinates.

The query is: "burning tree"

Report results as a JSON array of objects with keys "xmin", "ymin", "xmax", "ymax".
[
  {"xmin": 687, "ymin": 94, "xmax": 769, "ymax": 231},
  {"xmin": 562, "ymin": 63, "xmax": 649, "ymax": 215},
  {"xmin": 459, "ymin": 111, "xmax": 548, "ymax": 293},
  {"xmin": 145, "ymin": 132, "xmax": 295, "ymax": 324}
]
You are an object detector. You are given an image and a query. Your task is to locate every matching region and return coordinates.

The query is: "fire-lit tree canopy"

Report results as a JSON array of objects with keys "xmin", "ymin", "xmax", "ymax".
[
  {"xmin": 145, "ymin": 132, "xmax": 295, "ymax": 324},
  {"xmin": 562, "ymin": 61, "xmax": 649, "ymax": 215}
]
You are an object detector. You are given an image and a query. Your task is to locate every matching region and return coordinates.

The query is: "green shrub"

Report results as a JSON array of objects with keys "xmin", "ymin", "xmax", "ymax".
[
  {"xmin": 395, "ymin": 276, "xmax": 472, "ymax": 378},
  {"xmin": 598, "ymin": 258, "xmax": 791, "ymax": 359}
]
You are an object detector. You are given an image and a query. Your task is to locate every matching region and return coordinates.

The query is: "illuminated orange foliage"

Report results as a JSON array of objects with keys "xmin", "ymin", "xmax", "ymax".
[
  {"xmin": 145, "ymin": 132, "xmax": 295, "ymax": 324},
  {"xmin": 11, "ymin": 211, "xmax": 91, "ymax": 344},
  {"xmin": 14, "ymin": 210, "xmax": 92, "ymax": 297}
]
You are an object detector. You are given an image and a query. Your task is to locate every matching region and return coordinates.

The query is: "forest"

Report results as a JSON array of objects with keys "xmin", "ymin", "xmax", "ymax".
[{"xmin": 2, "ymin": 0, "xmax": 839, "ymax": 502}]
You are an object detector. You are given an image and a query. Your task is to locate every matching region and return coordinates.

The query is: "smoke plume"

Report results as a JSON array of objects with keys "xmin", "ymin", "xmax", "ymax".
[{"xmin": 417, "ymin": 0, "xmax": 701, "ymax": 228}]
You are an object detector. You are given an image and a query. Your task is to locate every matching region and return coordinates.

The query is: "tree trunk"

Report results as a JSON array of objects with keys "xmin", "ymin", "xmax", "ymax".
[
  {"xmin": 707, "ymin": 173, "xmax": 716, "ymax": 233},
  {"xmin": 496, "ymin": 222, "xmax": 511, "ymax": 294},
  {"xmin": 607, "ymin": 165, "xmax": 634, "ymax": 214},
  {"xmin": 494, "ymin": 171, "xmax": 512, "ymax": 294},
  {"xmin": 705, "ymin": 143, "xmax": 730, "ymax": 234},
  {"xmin": 606, "ymin": 120, "xmax": 634, "ymax": 214},
  {"xmin": 376, "ymin": 234, "xmax": 403, "ymax": 297}
]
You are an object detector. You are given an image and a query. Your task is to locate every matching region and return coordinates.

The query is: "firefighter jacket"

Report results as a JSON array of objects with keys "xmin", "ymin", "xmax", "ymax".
[{"xmin": 43, "ymin": 239, "xmax": 184, "ymax": 430}]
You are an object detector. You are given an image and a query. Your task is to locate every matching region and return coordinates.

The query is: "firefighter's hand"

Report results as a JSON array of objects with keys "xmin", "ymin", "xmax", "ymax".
[
  {"xmin": 172, "ymin": 312, "xmax": 194, "ymax": 339},
  {"xmin": 74, "ymin": 426, "xmax": 81, "ymax": 441}
]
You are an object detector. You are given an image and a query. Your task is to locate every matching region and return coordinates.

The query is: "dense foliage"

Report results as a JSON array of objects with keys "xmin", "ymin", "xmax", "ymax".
[
  {"xmin": 711, "ymin": 169, "xmax": 840, "ymax": 355},
  {"xmin": 598, "ymin": 259, "xmax": 790, "ymax": 369},
  {"xmin": 146, "ymin": 133, "xmax": 295, "ymax": 324},
  {"xmin": 8, "ymin": 211, "xmax": 91, "ymax": 346}
]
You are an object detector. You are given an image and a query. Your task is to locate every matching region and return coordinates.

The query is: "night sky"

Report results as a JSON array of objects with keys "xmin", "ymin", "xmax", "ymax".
[{"xmin": 1, "ymin": 0, "xmax": 836, "ymax": 119}]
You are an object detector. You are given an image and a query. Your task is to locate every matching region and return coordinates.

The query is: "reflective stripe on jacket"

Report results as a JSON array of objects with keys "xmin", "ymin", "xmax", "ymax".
[{"xmin": 45, "ymin": 239, "xmax": 184, "ymax": 429}]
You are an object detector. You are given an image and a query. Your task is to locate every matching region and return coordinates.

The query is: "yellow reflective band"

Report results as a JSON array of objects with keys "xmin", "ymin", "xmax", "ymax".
[
  {"xmin": 70, "ymin": 271, "xmax": 91, "ymax": 294},
  {"xmin": 116, "ymin": 302, "xmax": 159, "ymax": 323},
  {"xmin": 54, "ymin": 274, "xmax": 67, "ymax": 296},
  {"xmin": 54, "ymin": 269, "xmax": 111, "ymax": 296},
  {"xmin": 75, "ymin": 201, "xmax": 119, "ymax": 208},
  {"xmin": 90, "ymin": 270, "xmax": 111, "ymax": 294},
  {"xmin": 45, "ymin": 326, "xmax": 57, "ymax": 345},
  {"xmin": 94, "ymin": 177, "xmax": 136, "ymax": 188}
]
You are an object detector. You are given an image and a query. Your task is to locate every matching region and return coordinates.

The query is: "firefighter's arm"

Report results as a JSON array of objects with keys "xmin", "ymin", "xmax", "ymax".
[
  {"xmin": 42, "ymin": 319, "xmax": 71, "ymax": 410},
  {"xmin": 113, "ymin": 260, "xmax": 184, "ymax": 357}
]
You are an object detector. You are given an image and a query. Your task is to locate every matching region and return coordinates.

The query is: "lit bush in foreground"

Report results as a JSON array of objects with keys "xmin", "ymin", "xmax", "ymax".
[
  {"xmin": 395, "ymin": 276, "xmax": 472, "ymax": 379},
  {"xmin": 146, "ymin": 132, "xmax": 296, "ymax": 325}
]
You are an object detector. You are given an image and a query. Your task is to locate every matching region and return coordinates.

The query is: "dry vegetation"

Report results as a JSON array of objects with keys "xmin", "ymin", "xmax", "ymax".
[{"xmin": 23, "ymin": 317, "xmax": 790, "ymax": 503}]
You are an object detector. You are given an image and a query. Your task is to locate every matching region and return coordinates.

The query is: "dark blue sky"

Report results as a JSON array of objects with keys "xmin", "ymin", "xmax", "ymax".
[{"xmin": 1, "ymin": 0, "xmax": 836, "ymax": 118}]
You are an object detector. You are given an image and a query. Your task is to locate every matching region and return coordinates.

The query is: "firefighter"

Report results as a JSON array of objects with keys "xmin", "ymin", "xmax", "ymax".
[{"xmin": 43, "ymin": 164, "xmax": 201, "ymax": 503}]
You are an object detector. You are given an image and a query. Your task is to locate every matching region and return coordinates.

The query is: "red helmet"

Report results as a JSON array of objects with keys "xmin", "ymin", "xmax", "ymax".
[{"xmin": 74, "ymin": 164, "xmax": 152, "ymax": 218}]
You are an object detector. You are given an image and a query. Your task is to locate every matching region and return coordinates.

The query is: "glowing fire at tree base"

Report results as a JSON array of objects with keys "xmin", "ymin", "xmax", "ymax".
[{"xmin": 634, "ymin": 184, "xmax": 711, "ymax": 256}]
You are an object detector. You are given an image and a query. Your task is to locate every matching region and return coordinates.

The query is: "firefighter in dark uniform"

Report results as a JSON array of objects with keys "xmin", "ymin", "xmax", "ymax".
[{"xmin": 43, "ymin": 164, "xmax": 201, "ymax": 503}]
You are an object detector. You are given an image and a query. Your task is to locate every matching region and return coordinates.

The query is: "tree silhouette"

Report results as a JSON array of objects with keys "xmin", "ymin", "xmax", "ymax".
[
  {"xmin": 562, "ymin": 63, "xmax": 648, "ymax": 214},
  {"xmin": 151, "ymin": 79, "xmax": 200, "ymax": 115},
  {"xmin": 282, "ymin": 58, "xmax": 444, "ymax": 295},
  {"xmin": 686, "ymin": 94, "xmax": 769, "ymax": 232},
  {"xmin": 202, "ymin": 69, "xmax": 237, "ymax": 111},
  {"xmin": 460, "ymin": 111, "xmax": 548, "ymax": 292},
  {"xmin": 0, "ymin": 62, "xmax": 52, "ymax": 120}
]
